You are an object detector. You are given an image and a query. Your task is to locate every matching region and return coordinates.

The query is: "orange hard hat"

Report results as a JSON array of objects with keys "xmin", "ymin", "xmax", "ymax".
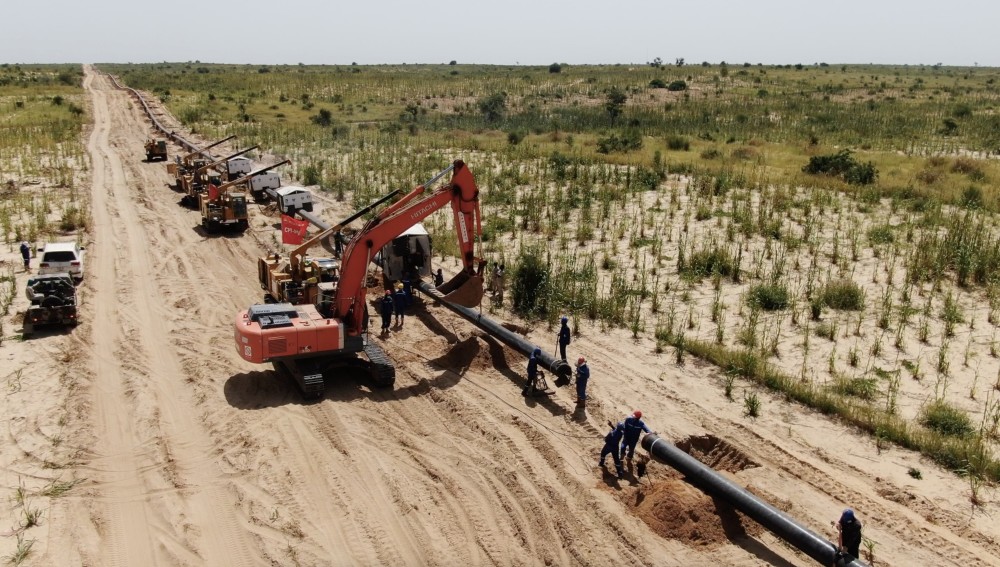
[
  {"xmin": 385, "ymin": 289, "xmax": 391, "ymax": 295},
  {"xmin": 577, "ymin": 357, "xmax": 586, "ymax": 365},
  {"xmin": 633, "ymin": 410, "xmax": 642, "ymax": 418}
]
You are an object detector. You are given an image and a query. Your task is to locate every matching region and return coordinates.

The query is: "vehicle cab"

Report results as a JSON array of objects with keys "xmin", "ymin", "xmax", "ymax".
[{"xmin": 38, "ymin": 242, "xmax": 85, "ymax": 282}]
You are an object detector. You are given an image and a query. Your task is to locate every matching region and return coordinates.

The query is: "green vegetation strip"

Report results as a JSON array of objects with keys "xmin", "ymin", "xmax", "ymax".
[{"xmin": 680, "ymin": 335, "xmax": 1000, "ymax": 481}]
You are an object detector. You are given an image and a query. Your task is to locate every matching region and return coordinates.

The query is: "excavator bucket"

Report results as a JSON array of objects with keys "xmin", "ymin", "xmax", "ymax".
[{"xmin": 436, "ymin": 272, "xmax": 484, "ymax": 308}]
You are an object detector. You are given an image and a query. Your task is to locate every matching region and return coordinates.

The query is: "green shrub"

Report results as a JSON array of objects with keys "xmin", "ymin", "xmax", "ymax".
[
  {"xmin": 867, "ymin": 224, "xmax": 894, "ymax": 245},
  {"xmin": 511, "ymin": 247, "xmax": 551, "ymax": 317},
  {"xmin": 666, "ymin": 135, "xmax": 690, "ymax": 151},
  {"xmin": 747, "ymin": 283, "xmax": 789, "ymax": 311},
  {"xmin": 681, "ymin": 246, "xmax": 734, "ymax": 280},
  {"xmin": 819, "ymin": 279, "xmax": 865, "ymax": 311},
  {"xmin": 802, "ymin": 149, "xmax": 878, "ymax": 185},
  {"xmin": 649, "ymin": 78, "xmax": 667, "ymax": 89},
  {"xmin": 920, "ymin": 400, "xmax": 973, "ymax": 437},
  {"xmin": 831, "ymin": 375, "xmax": 879, "ymax": 400},
  {"xmin": 667, "ymin": 80, "xmax": 688, "ymax": 91},
  {"xmin": 596, "ymin": 131, "xmax": 642, "ymax": 154}
]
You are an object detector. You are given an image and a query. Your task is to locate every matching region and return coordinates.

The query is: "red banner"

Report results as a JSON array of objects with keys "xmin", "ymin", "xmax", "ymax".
[
  {"xmin": 281, "ymin": 214, "xmax": 309, "ymax": 245},
  {"xmin": 207, "ymin": 183, "xmax": 219, "ymax": 201}
]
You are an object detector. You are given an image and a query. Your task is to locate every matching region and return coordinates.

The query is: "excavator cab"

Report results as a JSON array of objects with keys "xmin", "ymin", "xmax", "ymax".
[{"xmin": 379, "ymin": 223, "xmax": 484, "ymax": 308}]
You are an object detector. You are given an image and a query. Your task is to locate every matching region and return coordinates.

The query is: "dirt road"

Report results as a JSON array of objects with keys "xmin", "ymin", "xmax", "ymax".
[{"xmin": 16, "ymin": 67, "xmax": 999, "ymax": 566}]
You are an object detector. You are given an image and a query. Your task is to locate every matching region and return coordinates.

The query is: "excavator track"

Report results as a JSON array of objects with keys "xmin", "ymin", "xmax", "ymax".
[
  {"xmin": 363, "ymin": 341, "xmax": 396, "ymax": 388},
  {"xmin": 275, "ymin": 359, "xmax": 326, "ymax": 400}
]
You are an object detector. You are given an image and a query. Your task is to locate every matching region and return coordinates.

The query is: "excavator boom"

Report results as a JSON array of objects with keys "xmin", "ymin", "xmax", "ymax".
[{"xmin": 337, "ymin": 160, "xmax": 482, "ymax": 333}]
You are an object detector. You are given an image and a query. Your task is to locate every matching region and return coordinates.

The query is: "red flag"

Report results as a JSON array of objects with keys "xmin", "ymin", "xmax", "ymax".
[
  {"xmin": 281, "ymin": 214, "xmax": 309, "ymax": 245},
  {"xmin": 207, "ymin": 183, "xmax": 219, "ymax": 201}
]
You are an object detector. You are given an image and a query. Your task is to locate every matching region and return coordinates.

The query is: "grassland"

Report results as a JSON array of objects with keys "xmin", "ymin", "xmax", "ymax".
[
  {"xmin": 100, "ymin": 61, "xmax": 1000, "ymax": 486},
  {"xmin": 0, "ymin": 64, "xmax": 89, "ymax": 245}
]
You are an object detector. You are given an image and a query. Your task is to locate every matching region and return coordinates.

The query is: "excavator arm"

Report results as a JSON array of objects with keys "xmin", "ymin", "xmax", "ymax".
[{"xmin": 336, "ymin": 160, "xmax": 482, "ymax": 334}]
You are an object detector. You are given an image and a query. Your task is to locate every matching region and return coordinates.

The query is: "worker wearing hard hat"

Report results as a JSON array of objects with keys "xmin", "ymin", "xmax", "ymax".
[
  {"xmin": 600, "ymin": 420, "xmax": 625, "ymax": 479},
  {"xmin": 523, "ymin": 348, "xmax": 541, "ymax": 396},
  {"xmin": 380, "ymin": 289, "xmax": 394, "ymax": 333},
  {"xmin": 557, "ymin": 316, "xmax": 571, "ymax": 361},
  {"xmin": 620, "ymin": 410, "xmax": 652, "ymax": 462},
  {"xmin": 393, "ymin": 284, "xmax": 407, "ymax": 327},
  {"xmin": 575, "ymin": 357, "xmax": 589, "ymax": 404}
]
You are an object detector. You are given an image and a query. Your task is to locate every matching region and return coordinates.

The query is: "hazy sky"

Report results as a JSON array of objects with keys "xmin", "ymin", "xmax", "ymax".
[{"xmin": 5, "ymin": 0, "xmax": 998, "ymax": 67}]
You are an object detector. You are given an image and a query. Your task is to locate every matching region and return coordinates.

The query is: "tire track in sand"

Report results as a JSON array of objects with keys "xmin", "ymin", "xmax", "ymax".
[{"xmin": 81, "ymin": 67, "xmax": 260, "ymax": 566}]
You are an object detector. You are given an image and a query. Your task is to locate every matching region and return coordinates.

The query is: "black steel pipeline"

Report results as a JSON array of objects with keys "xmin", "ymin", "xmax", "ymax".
[
  {"xmin": 641, "ymin": 434, "xmax": 869, "ymax": 567},
  {"xmin": 416, "ymin": 280, "xmax": 572, "ymax": 381},
  {"xmin": 104, "ymin": 72, "xmax": 219, "ymax": 160}
]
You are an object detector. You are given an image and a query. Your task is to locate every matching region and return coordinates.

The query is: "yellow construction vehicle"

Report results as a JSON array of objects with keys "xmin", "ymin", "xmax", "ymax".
[
  {"xmin": 144, "ymin": 139, "xmax": 167, "ymax": 162},
  {"xmin": 166, "ymin": 135, "xmax": 237, "ymax": 176},
  {"xmin": 199, "ymin": 160, "xmax": 289, "ymax": 233},
  {"xmin": 178, "ymin": 146, "xmax": 258, "ymax": 207}
]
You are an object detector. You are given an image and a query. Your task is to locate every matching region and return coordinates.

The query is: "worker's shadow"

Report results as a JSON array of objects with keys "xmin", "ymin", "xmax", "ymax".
[{"xmin": 479, "ymin": 334, "xmax": 569, "ymax": 418}]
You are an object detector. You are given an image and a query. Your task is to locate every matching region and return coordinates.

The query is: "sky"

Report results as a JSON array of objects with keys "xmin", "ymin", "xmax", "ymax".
[{"xmin": 4, "ymin": 0, "xmax": 999, "ymax": 67}]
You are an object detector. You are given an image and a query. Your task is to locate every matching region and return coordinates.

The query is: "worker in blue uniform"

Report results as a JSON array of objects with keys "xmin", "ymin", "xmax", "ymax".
[
  {"xmin": 557, "ymin": 316, "xmax": 571, "ymax": 361},
  {"xmin": 380, "ymin": 290, "xmax": 394, "ymax": 332},
  {"xmin": 600, "ymin": 421, "xmax": 625, "ymax": 479},
  {"xmin": 620, "ymin": 410, "xmax": 652, "ymax": 461}
]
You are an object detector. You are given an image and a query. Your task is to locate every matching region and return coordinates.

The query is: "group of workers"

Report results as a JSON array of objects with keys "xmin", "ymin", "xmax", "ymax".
[
  {"xmin": 379, "ymin": 282, "xmax": 410, "ymax": 332},
  {"xmin": 382, "ymin": 262, "xmax": 866, "ymax": 564}
]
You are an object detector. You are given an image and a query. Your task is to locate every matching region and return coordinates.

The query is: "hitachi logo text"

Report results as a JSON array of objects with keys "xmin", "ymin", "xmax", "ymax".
[{"xmin": 410, "ymin": 202, "xmax": 437, "ymax": 220}]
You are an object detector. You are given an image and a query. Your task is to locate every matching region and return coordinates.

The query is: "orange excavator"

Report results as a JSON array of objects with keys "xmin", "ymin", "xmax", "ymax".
[{"xmin": 234, "ymin": 160, "xmax": 484, "ymax": 398}]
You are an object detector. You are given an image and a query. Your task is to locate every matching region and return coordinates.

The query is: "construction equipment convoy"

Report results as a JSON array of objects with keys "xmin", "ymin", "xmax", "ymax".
[
  {"xmin": 199, "ymin": 160, "xmax": 290, "ymax": 233},
  {"xmin": 234, "ymin": 160, "xmax": 484, "ymax": 398},
  {"xmin": 178, "ymin": 146, "xmax": 259, "ymax": 207},
  {"xmin": 144, "ymin": 139, "xmax": 167, "ymax": 162},
  {"xmin": 168, "ymin": 135, "xmax": 237, "ymax": 175}
]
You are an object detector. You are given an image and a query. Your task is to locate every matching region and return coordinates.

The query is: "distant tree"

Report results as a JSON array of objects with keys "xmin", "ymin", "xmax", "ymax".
[
  {"xmin": 649, "ymin": 57, "xmax": 663, "ymax": 68},
  {"xmin": 605, "ymin": 87, "xmax": 627, "ymax": 121},
  {"xmin": 449, "ymin": 60, "xmax": 457, "ymax": 65},
  {"xmin": 477, "ymin": 92, "xmax": 507, "ymax": 122},
  {"xmin": 311, "ymin": 108, "xmax": 333, "ymax": 126},
  {"xmin": 675, "ymin": 58, "xmax": 685, "ymax": 67},
  {"xmin": 549, "ymin": 62, "xmax": 562, "ymax": 73}
]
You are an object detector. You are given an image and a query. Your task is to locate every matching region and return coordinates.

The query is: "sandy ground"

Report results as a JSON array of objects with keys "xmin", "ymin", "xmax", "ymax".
[{"xmin": 1, "ymin": 66, "xmax": 998, "ymax": 566}]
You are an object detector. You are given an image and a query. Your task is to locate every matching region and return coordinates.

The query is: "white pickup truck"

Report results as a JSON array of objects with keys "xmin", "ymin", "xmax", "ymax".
[{"xmin": 37, "ymin": 241, "xmax": 85, "ymax": 282}]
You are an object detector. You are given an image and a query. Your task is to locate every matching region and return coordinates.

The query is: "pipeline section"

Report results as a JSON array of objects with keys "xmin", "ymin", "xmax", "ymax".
[
  {"xmin": 416, "ymin": 280, "xmax": 572, "ymax": 381},
  {"xmin": 641, "ymin": 434, "xmax": 869, "ymax": 567},
  {"xmin": 104, "ymin": 72, "xmax": 220, "ymax": 161},
  {"xmin": 296, "ymin": 205, "xmax": 572, "ymax": 381}
]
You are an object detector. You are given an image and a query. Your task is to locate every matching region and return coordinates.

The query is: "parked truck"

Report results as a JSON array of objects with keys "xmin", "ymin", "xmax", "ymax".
[
  {"xmin": 144, "ymin": 139, "xmax": 167, "ymax": 162},
  {"xmin": 199, "ymin": 160, "xmax": 290, "ymax": 233},
  {"xmin": 23, "ymin": 273, "xmax": 78, "ymax": 336},
  {"xmin": 178, "ymin": 146, "xmax": 258, "ymax": 207}
]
